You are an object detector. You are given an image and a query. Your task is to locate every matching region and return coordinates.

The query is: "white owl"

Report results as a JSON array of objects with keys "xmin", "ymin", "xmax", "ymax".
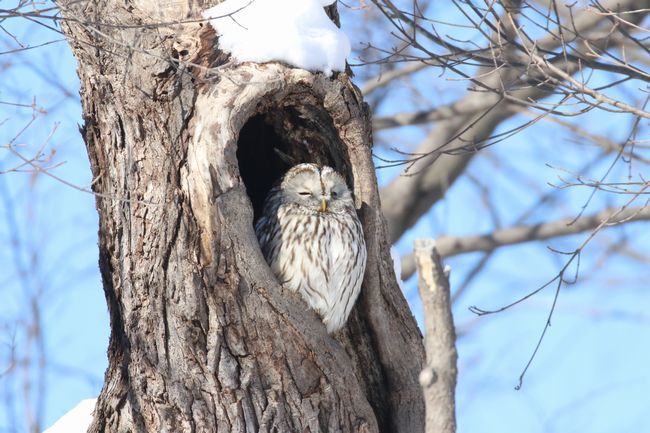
[{"xmin": 255, "ymin": 164, "xmax": 366, "ymax": 333}]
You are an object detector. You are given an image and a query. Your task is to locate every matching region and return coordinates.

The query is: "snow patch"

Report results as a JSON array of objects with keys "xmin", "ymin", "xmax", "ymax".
[
  {"xmin": 43, "ymin": 399, "xmax": 96, "ymax": 433},
  {"xmin": 202, "ymin": 0, "xmax": 350, "ymax": 76}
]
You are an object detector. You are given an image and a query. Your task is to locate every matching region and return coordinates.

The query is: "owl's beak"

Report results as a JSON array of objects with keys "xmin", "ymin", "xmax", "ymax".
[{"xmin": 320, "ymin": 198, "xmax": 328, "ymax": 212}]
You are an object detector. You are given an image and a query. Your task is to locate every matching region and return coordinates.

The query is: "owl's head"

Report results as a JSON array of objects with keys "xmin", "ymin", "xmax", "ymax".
[{"xmin": 280, "ymin": 163, "xmax": 355, "ymax": 214}]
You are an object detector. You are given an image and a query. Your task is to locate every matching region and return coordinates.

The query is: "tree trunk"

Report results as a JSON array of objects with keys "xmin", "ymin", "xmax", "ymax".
[{"xmin": 59, "ymin": 1, "xmax": 425, "ymax": 432}]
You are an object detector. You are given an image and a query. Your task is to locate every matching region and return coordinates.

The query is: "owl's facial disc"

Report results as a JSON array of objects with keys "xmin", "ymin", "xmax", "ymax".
[{"xmin": 283, "ymin": 164, "xmax": 354, "ymax": 214}]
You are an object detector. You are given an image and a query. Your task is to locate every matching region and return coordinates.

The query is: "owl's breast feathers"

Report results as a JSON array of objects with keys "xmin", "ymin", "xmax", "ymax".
[
  {"xmin": 255, "ymin": 202, "xmax": 366, "ymax": 333},
  {"xmin": 254, "ymin": 163, "xmax": 366, "ymax": 333}
]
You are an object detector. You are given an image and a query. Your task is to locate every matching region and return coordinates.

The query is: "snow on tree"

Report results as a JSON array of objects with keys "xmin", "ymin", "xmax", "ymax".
[
  {"xmin": 43, "ymin": 400, "xmax": 96, "ymax": 433},
  {"xmin": 203, "ymin": 0, "xmax": 350, "ymax": 75}
]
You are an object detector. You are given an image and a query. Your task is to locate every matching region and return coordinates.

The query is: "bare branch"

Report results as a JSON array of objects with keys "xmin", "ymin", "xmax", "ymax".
[
  {"xmin": 361, "ymin": 62, "xmax": 429, "ymax": 96},
  {"xmin": 373, "ymin": 95, "xmax": 502, "ymax": 130},
  {"xmin": 378, "ymin": 0, "xmax": 649, "ymax": 242},
  {"xmin": 401, "ymin": 205, "xmax": 650, "ymax": 280}
]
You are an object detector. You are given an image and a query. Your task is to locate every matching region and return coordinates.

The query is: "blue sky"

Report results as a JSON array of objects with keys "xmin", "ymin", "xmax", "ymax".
[
  {"xmin": 1, "ymin": 2, "xmax": 649, "ymax": 432},
  {"xmin": 0, "ymin": 13, "xmax": 107, "ymax": 431}
]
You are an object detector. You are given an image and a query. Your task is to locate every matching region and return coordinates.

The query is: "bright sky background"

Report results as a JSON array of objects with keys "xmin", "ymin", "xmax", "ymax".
[{"xmin": 1, "ymin": 2, "xmax": 649, "ymax": 433}]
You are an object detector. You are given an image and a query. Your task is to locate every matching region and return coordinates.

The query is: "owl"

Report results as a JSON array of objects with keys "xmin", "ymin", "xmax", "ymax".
[{"xmin": 255, "ymin": 163, "xmax": 367, "ymax": 333}]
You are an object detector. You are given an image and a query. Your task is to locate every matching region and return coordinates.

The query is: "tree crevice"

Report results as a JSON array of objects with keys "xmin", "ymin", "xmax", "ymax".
[{"xmin": 237, "ymin": 103, "xmax": 350, "ymax": 223}]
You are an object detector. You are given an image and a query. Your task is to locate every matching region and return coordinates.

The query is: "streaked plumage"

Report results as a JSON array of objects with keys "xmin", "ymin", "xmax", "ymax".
[{"xmin": 255, "ymin": 163, "xmax": 366, "ymax": 333}]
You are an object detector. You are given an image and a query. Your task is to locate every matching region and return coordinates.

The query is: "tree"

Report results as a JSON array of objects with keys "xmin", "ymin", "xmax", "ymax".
[
  {"xmin": 2, "ymin": 0, "xmax": 649, "ymax": 432},
  {"xmin": 57, "ymin": 1, "xmax": 424, "ymax": 432}
]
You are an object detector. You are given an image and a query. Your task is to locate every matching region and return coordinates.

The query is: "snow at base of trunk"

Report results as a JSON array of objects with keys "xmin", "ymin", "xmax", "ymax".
[
  {"xmin": 43, "ymin": 399, "xmax": 96, "ymax": 433},
  {"xmin": 202, "ymin": 0, "xmax": 351, "ymax": 76}
]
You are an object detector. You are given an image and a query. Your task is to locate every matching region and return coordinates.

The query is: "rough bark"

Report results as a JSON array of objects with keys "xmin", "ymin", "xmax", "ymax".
[{"xmin": 59, "ymin": 1, "xmax": 424, "ymax": 432}]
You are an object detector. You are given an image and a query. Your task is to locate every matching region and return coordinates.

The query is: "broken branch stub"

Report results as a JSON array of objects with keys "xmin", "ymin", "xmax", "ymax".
[{"xmin": 414, "ymin": 239, "xmax": 458, "ymax": 433}]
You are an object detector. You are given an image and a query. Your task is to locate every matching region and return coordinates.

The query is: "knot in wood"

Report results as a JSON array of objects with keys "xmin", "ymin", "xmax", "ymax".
[{"xmin": 418, "ymin": 366, "xmax": 438, "ymax": 388}]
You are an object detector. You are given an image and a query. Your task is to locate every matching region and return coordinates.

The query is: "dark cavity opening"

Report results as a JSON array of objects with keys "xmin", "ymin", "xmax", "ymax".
[{"xmin": 237, "ymin": 105, "xmax": 349, "ymax": 223}]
